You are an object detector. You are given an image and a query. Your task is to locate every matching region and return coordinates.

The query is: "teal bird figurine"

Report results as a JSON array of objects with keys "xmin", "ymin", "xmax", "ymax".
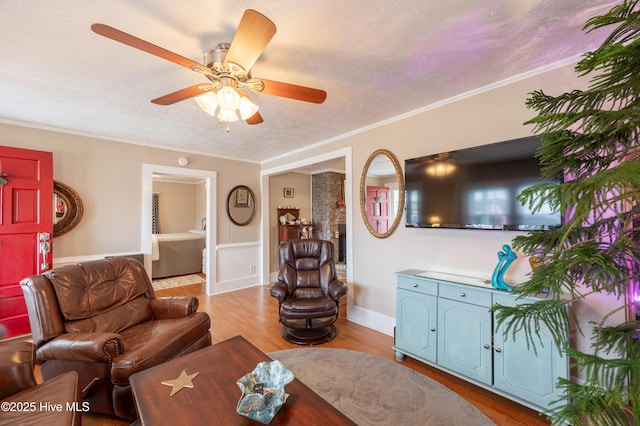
[{"xmin": 491, "ymin": 244, "xmax": 517, "ymax": 291}]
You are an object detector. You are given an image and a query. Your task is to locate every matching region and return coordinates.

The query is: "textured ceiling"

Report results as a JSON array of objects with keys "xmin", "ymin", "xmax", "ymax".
[{"xmin": 0, "ymin": 1, "xmax": 617, "ymax": 163}]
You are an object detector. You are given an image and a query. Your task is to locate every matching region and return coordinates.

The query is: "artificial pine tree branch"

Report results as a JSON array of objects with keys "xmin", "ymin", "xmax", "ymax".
[{"xmin": 494, "ymin": 1, "xmax": 640, "ymax": 423}]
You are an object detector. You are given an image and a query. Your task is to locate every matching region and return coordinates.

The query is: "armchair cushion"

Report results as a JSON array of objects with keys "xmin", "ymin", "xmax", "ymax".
[
  {"xmin": 111, "ymin": 312, "xmax": 210, "ymax": 384},
  {"xmin": 65, "ymin": 297, "xmax": 152, "ymax": 334},
  {"xmin": 46, "ymin": 259, "xmax": 153, "ymax": 333},
  {"xmin": 281, "ymin": 295, "xmax": 338, "ymax": 319},
  {"xmin": 47, "ymin": 259, "xmax": 150, "ymax": 320}
]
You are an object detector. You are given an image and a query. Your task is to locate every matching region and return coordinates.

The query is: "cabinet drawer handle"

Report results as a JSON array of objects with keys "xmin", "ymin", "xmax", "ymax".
[
  {"xmin": 459, "ymin": 292, "xmax": 466, "ymax": 297},
  {"xmin": 494, "ymin": 347, "xmax": 502, "ymax": 353},
  {"xmin": 483, "ymin": 344, "xmax": 490, "ymax": 350},
  {"xmin": 413, "ymin": 283, "xmax": 418, "ymax": 288},
  {"xmin": 430, "ymin": 328, "xmax": 436, "ymax": 332}
]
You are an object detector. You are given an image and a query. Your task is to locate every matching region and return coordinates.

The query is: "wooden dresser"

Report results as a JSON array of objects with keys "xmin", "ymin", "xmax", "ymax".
[{"xmin": 277, "ymin": 208, "xmax": 300, "ymax": 242}]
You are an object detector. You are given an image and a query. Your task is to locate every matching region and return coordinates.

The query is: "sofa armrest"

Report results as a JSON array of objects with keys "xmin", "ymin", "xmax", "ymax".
[
  {"xmin": 36, "ymin": 332, "xmax": 123, "ymax": 364},
  {"xmin": 0, "ymin": 341, "xmax": 37, "ymax": 400},
  {"xmin": 328, "ymin": 279, "xmax": 348, "ymax": 301},
  {"xmin": 150, "ymin": 296, "xmax": 199, "ymax": 319},
  {"xmin": 269, "ymin": 281, "xmax": 287, "ymax": 305}
]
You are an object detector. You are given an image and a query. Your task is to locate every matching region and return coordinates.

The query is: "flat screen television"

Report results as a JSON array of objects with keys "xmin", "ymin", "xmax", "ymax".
[{"xmin": 404, "ymin": 136, "xmax": 561, "ymax": 230}]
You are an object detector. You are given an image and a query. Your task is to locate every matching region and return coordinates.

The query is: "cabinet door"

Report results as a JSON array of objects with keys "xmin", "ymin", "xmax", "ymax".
[
  {"xmin": 278, "ymin": 225, "xmax": 300, "ymax": 242},
  {"xmin": 396, "ymin": 288, "xmax": 437, "ymax": 363},
  {"xmin": 493, "ymin": 294, "xmax": 567, "ymax": 410},
  {"xmin": 437, "ymin": 297, "xmax": 492, "ymax": 385}
]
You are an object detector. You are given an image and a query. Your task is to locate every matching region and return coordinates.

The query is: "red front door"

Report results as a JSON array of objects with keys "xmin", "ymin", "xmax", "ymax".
[
  {"xmin": 366, "ymin": 186, "xmax": 390, "ymax": 234},
  {"xmin": 0, "ymin": 146, "xmax": 53, "ymax": 339}
]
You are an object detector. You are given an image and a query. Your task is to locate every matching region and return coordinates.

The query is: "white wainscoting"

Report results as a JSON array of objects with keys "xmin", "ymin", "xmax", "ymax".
[{"xmin": 215, "ymin": 241, "xmax": 262, "ymax": 294}]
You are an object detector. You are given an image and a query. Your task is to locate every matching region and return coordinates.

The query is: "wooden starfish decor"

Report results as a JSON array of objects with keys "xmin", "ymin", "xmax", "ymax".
[{"xmin": 161, "ymin": 370, "xmax": 200, "ymax": 396}]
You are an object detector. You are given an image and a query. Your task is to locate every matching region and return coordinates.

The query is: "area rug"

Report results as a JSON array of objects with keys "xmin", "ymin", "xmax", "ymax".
[
  {"xmin": 151, "ymin": 274, "xmax": 204, "ymax": 290},
  {"xmin": 268, "ymin": 348, "xmax": 495, "ymax": 425}
]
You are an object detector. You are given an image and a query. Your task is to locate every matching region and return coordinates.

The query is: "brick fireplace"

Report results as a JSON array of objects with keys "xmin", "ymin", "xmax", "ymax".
[{"xmin": 311, "ymin": 171, "xmax": 347, "ymax": 277}]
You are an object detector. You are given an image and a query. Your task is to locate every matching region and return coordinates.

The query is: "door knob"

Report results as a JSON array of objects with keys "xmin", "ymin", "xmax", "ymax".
[{"xmin": 39, "ymin": 232, "xmax": 51, "ymax": 271}]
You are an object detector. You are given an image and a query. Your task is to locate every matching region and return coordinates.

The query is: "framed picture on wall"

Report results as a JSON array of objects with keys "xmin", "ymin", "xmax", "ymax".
[
  {"xmin": 283, "ymin": 188, "xmax": 294, "ymax": 198},
  {"xmin": 235, "ymin": 187, "xmax": 250, "ymax": 207}
]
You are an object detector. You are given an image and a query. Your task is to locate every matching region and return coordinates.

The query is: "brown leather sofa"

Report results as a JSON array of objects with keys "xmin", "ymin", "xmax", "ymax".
[
  {"xmin": 0, "ymin": 340, "xmax": 82, "ymax": 425},
  {"xmin": 270, "ymin": 239, "xmax": 348, "ymax": 344},
  {"xmin": 20, "ymin": 257, "xmax": 211, "ymax": 420}
]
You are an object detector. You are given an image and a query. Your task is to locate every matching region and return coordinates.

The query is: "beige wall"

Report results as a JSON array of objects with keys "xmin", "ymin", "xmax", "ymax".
[
  {"xmin": 195, "ymin": 181, "xmax": 206, "ymax": 229},
  {"xmin": 0, "ymin": 123, "xmax": 261, "ymax": 259},
  {"xmin": 152, "ymin": 180, "xmax": 199, "ymax": 233}
]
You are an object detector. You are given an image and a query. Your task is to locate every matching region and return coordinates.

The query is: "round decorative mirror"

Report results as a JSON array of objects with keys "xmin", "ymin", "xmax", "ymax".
[
  {"xmin": 360, "ymin": 149, "xmax": 405, "ymax": 238},
  {"xmin": 53, "ymin": 181, "xmax": 84, "ymax": 237},
  {"xmin": 227, "ymin": 185, "xmax": 256, "ymax": 226}
]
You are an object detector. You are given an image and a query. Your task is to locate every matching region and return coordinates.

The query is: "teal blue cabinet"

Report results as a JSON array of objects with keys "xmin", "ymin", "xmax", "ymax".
[
  {"xmin": 437, "ymin": 297, "xmax": 492, "ymax": 385},
  {"xmin": 395, "ymin": 276, "xmax": 438, "ymax": 362},
  {"xmin": 493, "ymin": 293, "xmax": 567, "ymax": 410},
  {"xmin": 394, "ymin": 270, "xmax": 568, "ymax": 413}
]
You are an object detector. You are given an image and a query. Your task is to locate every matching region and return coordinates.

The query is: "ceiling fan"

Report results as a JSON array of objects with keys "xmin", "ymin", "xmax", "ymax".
[{"xmin": 91, "ymin": 9, "xmax": 326, "ymax": 129}]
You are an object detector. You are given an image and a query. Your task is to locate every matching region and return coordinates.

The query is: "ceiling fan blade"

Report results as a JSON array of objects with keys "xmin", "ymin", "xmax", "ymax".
[
  {"xmin": 91, "ymin": 23, "xmax": 212, "ymax": 76},
  {"xmin": 224, "ymin": 10, "xmax": 276, "ymax": 71},
  {"xmin": 238, "ymin": 91, "xmax": 263, "ymax": 124},
  {"xmin": 245, "ymin": 111, "xmax": 264, "ymax": 125},
  {"xmin": 151, "ymin": 84, "xmax": 214, "ymax": 105},
  {"xmin": 252, "ymin": 78, "xmax": 327, "ymax": 104}
]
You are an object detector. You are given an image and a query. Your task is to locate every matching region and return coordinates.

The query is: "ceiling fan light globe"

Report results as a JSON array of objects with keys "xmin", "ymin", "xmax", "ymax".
[
  {"xmin": 216, "ymin": 87, "xmax": 241, "ymax": 111},
  {"xmin": 195, "ymin": 92, "xmax": 218, "ymax": 116},
  {"xmin": 238, "ymin": 97, "xmax": 259, "ymax": 120},
  {"xmin": 218, "ymin": 108, "xmax": 240, "ymax": 122}
]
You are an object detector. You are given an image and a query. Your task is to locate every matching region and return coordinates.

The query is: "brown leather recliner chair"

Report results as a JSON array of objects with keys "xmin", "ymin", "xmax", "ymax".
[
  {"xmin": 0, "ymin": 340, "xmax": 82, "ymax": 425},
  {"xmin": 270, "ymin": 239, "xmax": 348, "ymax": 345},
  {"xmin": 20, "ymin": 257, "xmax": 211, "ymax": 420}
]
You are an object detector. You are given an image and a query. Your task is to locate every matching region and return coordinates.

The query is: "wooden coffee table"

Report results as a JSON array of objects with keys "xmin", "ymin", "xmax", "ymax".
[{"xmin": 129, "ymin": 335, "xmax": 356, "ymax": 425}]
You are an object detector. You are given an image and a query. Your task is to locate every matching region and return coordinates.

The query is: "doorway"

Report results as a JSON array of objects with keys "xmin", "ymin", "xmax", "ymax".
[
  {"xmin": 260, "ymin": 147, "xmax": 353, "ymax": 285},
  {"xmin": 141, "ymin": 164, "xmax": 217, "ymax": 295}
]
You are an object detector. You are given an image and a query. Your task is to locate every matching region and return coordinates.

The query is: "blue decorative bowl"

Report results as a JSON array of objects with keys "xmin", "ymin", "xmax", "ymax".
[{"xmin": 236, "ymin": 360, "xmax": 294, "ymax": 424}]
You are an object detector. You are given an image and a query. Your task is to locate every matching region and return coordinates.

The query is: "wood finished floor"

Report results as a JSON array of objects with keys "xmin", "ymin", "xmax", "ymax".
[{"xmin": 83, "ymin": 280, "xmax": 550, "ymax": 426}]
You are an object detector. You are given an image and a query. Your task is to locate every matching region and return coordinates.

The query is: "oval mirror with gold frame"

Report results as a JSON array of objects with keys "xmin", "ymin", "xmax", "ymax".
[
  {"xmin": 227, "ymin": 185, "xmax": 256, "ymax": 226},
  {"xmin": 360, "ymin": 149, "xmax": 405, "ymax": 238},
  {"xmin": 53, "ymin": 181, "xmax": 84, "ymax": 237}
]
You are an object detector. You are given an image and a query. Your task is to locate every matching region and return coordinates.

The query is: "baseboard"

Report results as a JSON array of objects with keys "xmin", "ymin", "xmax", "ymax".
[
  {"xmin": 347, "ymin": 305, "xmax": 394, "ymax": 337},
  {"xmin": 213, "ymin": 275, "xmax": 263, "ymax": 294}
]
